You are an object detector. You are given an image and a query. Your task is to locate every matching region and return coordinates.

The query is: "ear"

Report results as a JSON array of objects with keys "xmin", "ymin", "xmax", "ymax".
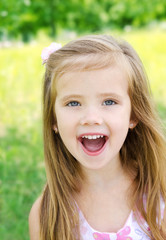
[
  {"xmin": 129, "ymin": 120, "xmax": 138, "ymax": 129},
  {"xmin": 53, "ymin": 124, "xmax": 58, "ymax": 133}
]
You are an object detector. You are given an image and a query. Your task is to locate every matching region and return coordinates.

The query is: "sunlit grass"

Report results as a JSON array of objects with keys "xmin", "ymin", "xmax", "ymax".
[
  {"xmin": 122, "ymin": 30, "xmax": 166, "ymax": 104},
  {"xmin": 0, "ymin": 44, "xmax": 45, "ymax": 239},
  {"xmin": 0, "ymin": 30, "xmax": 166, "ymax": 239}
]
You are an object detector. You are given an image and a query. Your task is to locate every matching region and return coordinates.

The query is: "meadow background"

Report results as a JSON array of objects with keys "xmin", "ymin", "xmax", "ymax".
[{"xmin": 0, "ymin": 1, "xmax": 166, "ymax": 239}]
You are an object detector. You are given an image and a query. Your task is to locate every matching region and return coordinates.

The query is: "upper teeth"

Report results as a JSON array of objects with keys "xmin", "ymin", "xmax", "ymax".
[{"xmin": 82, "ymin": 135, "xmax": 104, "ymax": 139}]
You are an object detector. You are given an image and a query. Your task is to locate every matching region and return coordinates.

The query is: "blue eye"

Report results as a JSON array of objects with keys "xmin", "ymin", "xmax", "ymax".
[
  {"xmin": 67, "ymin": 101, "xmax": 81, "ymax": 107},
  {"xmin": 103, "ymin": 100, "xmax": 116, "ymax": 106}
]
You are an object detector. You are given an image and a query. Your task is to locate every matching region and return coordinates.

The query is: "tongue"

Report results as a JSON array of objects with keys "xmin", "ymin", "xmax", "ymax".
[{"xmin": 82, "ymin": 138, "xmax": 105, "ymax": 152}]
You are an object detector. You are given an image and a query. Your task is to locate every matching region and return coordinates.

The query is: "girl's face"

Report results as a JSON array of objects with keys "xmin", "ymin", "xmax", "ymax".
[{"xmin": 55, "ymin": 66, "xmax": 133, "ymax": 171}]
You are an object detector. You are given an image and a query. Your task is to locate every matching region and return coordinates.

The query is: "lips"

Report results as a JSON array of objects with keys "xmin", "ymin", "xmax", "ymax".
[{"xmin": 78, "ymin": 133, "xmax": 108, "ymax": 156}]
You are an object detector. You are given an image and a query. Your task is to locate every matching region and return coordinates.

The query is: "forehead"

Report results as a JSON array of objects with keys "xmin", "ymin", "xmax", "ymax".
[
  {"xmin": 51, "ymin": 52, "xmax": 133, "ymax": 100},
  {"xmin": 55, "ymin": 65, "xmax": 129, "ymax": 97}
]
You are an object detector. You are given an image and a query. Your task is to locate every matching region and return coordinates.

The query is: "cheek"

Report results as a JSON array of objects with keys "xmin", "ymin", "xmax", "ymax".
[
  {"xmin": 55, "ymin": 109, "xmax": 67, "ymax": 138},
  {"xmin": 108, "ymin": 108, "xmax": 130, "ymax": 126},
  {"xmin": 109, "ymin": 118, "xmax": 130, "ymax": 150},
  {"xmin": 56, "ymin": 111, "xmax": 77, "ymax": 140},
  {"xmin": 56, "ymin": 106, "xmax": 79, "ymax": 127},
  {"xmin": 110, "ymin": 120, "xmax": 129, "ymax": 136},
  {"xmin": 107, "ymin": 113, "xmax": 130, "ymax": 139}
]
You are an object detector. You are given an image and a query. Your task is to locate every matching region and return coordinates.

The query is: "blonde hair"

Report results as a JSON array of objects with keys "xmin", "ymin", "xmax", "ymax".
[{"xmin": 40, "ymin": 35, "xmax": 166, "ymax": 240}]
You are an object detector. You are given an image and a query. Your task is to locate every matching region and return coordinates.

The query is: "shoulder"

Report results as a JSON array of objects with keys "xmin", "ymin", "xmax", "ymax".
[{"xmin": 29, "ymin": 196, "xmax": 42, "ymax": 240}]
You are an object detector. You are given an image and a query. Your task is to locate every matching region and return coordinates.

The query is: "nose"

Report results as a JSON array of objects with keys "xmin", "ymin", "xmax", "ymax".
[{"xmin": 80, "ymin": 107, "xmax": 103, "ymax": 126}]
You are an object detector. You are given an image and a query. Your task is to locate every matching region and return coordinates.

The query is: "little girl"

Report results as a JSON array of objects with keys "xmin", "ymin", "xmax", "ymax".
[{"xmin": 29, "ymin": 34, "xmax": 166, "ymax": 240}]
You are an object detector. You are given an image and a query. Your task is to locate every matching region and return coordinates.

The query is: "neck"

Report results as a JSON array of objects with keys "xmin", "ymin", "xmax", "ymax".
[
  {"xmin": 75, "ymin": 157, "xmax": 134, "ymax": 212},
  {"xmin": 81, "ymin": 156, "xmax": 130, "ymax": 191}
]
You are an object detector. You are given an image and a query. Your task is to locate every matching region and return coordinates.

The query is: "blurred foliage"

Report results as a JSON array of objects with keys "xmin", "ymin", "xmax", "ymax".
[
  {"xmin": 0, "ymin": 0, "xmax": 166, "ymax": 41},
  {"xmin": 0, "ymin": 43, "xmax": 45, "ymax": 239}
]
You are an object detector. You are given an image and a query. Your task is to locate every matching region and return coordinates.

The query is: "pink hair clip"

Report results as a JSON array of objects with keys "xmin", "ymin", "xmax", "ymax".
[{"xmin": 41, "ymin": 42, "xmax": 62, "ymax": 64}]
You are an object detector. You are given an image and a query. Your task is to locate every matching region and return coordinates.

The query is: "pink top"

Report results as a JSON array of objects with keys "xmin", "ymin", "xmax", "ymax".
[{"xmin": 78, "ymin": 198, "xmax": 165, "ymax": 240}]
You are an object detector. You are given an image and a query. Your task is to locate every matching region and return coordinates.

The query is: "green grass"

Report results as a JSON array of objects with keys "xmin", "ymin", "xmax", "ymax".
[
  {"xmin": 0, "ymin": 30, "xmax": 166, "ymax": 239},
  {"xmin": 123, "ymin": 30, "xmax": 166, "ymax": 105},
  {"xmin": 0, "ymin": 44, "xmax": 46, "ymax": 239}
]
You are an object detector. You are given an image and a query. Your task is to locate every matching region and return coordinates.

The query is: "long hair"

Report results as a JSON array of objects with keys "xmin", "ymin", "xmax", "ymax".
[{"xmin": 40, "ymin": 35, "xmax": 166, "ymax": 239}]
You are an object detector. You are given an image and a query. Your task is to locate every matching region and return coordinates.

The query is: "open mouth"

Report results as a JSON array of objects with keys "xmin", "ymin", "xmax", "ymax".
[{"xmin": 78, "ymin": 134, "xmax": 108, "ymax": 156}]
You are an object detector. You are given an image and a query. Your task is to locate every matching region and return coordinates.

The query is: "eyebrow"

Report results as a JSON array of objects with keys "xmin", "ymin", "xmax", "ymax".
[
  {"xmin": 59, "ymin": 93, "xmax": 123, "ymax": 102},
  {"xmin": 59, "ymin": 94, "xmax": 83, "ymax": 102},
  {"xmin": 98, "ymin": 93, "xmax": 123, "ymax": 100}
]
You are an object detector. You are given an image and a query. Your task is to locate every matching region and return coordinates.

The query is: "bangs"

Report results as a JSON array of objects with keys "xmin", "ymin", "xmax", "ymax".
[
  {"xmin": 50, "ymin": 51, "xmax": 130, "ymax": 80},
  {"xmin": 57, "ymin": 53, "xmax": 116, "ymax": 72}
]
